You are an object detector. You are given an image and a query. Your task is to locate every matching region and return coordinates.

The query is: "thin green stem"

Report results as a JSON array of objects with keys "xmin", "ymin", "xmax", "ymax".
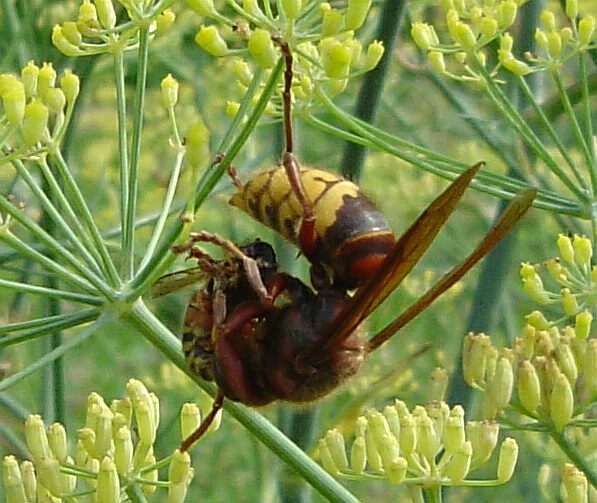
[
  {"xmin": 422, "ymin": 485, "xmax": 442, "ymax": 503},
  {"xmin": 124, "ymin": 300, "xmax": 360, "ymax": 503},
  {"xmin": 0, "ymin": 315, "xmax": 110, "ymax": 393},
  {"xmin": 138, "ymin": 149, "xmax": 185, "ymax": 271},
  {"xmin": 516, "ymin": 75, "xmax": 587, "ymax": 190},
  {"xmin": 0, "ymin": 230, "xmax": 102, "ymax": 297},
  {"xmin": 51, "ymin": 150, "xmax": 120, "ymax": 286},
  {"xmin": 0, "ymin": 277, "xmax": 103, "ymax": 306},
  {"xmin": 550, "ymin": 427, "xmax": 597, "ymax": 490},
  {"xmin": 114, "ymin": 48, "xmax": 130, "ymax": 272},
  {"xmin": 11, "ymin": 158, "xmax": 103, "ymax": 277},
  {"xmin": 124, "ymin": 26, "xmax": 151, "ymax": 279},
  {"xmin": 0, "ymin": 309, "xmax": 101, "ymax": 349},
  {"xmin": 552, "ymin": 70, "xmax": 594, "ymax": 188},
  {"xmin": 578, "ymin": 53, "xmax": 596, "ymax": 175}
]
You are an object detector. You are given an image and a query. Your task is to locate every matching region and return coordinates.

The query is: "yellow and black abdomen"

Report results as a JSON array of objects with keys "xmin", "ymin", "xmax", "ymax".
[{"xmin": 229, "ymin": 166, "xmax": 395, "ymax": 288}]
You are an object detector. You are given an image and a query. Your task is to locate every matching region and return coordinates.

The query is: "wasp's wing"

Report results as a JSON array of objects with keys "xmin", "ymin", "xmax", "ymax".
[
  {"xmin": 366, "ymin": 188, "xmax": 536, "ymax": 352},
  {"xmin": 314, "ymin": 163, "xmax": 482, "ymax": 358},
  {"xmin": 150, "ymin": 267, "xmax": 207, "ymax": 298}
]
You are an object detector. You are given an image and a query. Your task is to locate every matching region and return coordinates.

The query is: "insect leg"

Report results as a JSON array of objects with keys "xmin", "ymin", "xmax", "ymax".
[
  {"xmin": 366, "ymin": 188, "xmax": 536, "ymax": 353},
  {"xmin": 179, "ymin": 388, "xmax": 225, "ymax": 452}
]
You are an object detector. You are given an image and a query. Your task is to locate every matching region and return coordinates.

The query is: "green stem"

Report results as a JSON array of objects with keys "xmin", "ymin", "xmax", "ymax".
[
  {"xmin": 422, "ymin": 485, "xmax": 442, "ymax": 503},
  {"xmin": 114, "ymin": 48, "xmax": 130, "ymax": 273},
  {"xmin": 125, "ymin": 300, "xmax": 360, "ymax": 503},
  {"xmin": 550, "ymin": 427, "xmax": 597, "ymax": 490},
  {"xmin": 516, "ymin": 75, "xmax": 587, "ymax": 190},
  {"xmin": 578, "ymin": 53, "xmax": 596, "ymax": 180},
  {"xmin": 0, "ymin": 315, "xmax": 110, "ymax": 392},
  {"xmin": 0, "ymin": 309, "xmax": 101, "ymax": 349},
  {"xmin": 0, "ymin": 277, "xmax": 102, "ymax": 305},
  {"xmin": 124, "ymin": 26, "xmax": 150, "ymax": 279},
  {"xmin": 552, "ymin": 70, "xmax": 594, "ymax": 188},
  {"xmin": 51, "ymin": 150, "xmax": 120, "ymax": 286}
]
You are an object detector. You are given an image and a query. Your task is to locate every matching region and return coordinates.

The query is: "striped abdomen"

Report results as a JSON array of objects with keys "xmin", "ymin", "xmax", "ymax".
[
  {"xmin": 182, "ymin": 288, "xmax": 216, "ymax": 382},
  {"xmin": 229, "ymin": 166, "xmax": 395, "ymax": 288}
]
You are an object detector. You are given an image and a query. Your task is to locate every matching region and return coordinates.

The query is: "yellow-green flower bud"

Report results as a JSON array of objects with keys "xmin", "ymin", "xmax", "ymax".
[
  {"xmin": 416, "ymin": 415, "xmax": 439, "ymax": 462},
  {"xmin": 114, "ymin": 426, "xmax": 133, "ymax": 475},
  {"xmin": 2, "ymin": 81, "xmax": 26, "ymax": 126},
  {"xmin": 500, "ymin": 32, "xmax": 514, "ymax": 52},
  {"xmin": 428, "ymin": 51, "xmax": 446, "ymax": 74},
  {"xmin": 168, "ymin": 449, "xmax": 191, "ymax": 485},
  {"xmin": 60, "ymin": 456, "xmax": 76, "ymax": 494},
  {"xmin": 42, "ymin": 87, "xmax": 66, "ymax": 114},
  {"xmin": 578, "ymin": 16, "xmax": 595, "ymax": 45},
  {"xmin": 547, "ymin": 31, "xmax": 562, "ymax": 58},
  {"xmin": 518, "ymin": 360, "xmax": 541, "ymax": 412},
  {"xmin": 363, "ymin": 40, "xmax": 384, "ymax": 71},
  {"xmin": 536, "ymin": 330, "xmax": 555, "ymax": 355},
  {"xmin": 496, "ymin": 438, "xmax": 518, "ymax": 483},
  {"xmin": 322, "ymin": 8, "xmax": 343, "ymax": 36},
  {"xmin": 574, "ymin": 311, "xmax": 592, "ymax": 341},
  {"xmin": 21, "ymin": 61, "xmax": 39, "ymax": 99},
  {"xmin": 398, "ymin": 414, "xmax": 416, "ymax": 455},
  {"xmin": 411, "ymin": 23, "xmax": 435, "ymax": 50},
  {"xmin": 230, "ymin": 59, "xmax": 253, "ymax": 87},
  {"xmin": 94, "ymin": 0, "xmax": 116, "ymax": 29},
  {"xmin": 180, "ymin": 403, "xmax": 201, "ymax": 442},
  {"xmin": 20, "ymin": 461, "xmax": 36, "ymax": 502},
  {"xmin": 156, "ymin": 9, "xmax": 176, "ymax": 32},
  {"xmin": 242, "ymin": 0, "xmax": 263, "ymax": 16},
  {"xmin": 387, "ymin": 457, "xmax": 407, "ymax": 484},
  {"xmin": 427, "ymin": 367, "xmax": 448, "ymax": 402},
  {"xmin": 47, "ymin": 423, "xmax": 67, "ymax": 463},
  {"xmin": 501, "ymin": 54, "xmax": 532, "ymax": 76},
  {"xmin": 319, "ymin": 439, "xmax": 339, "ymax": 475},
  {"xmin": 535, "ymin": 28, "xmax": 548, "ymax": 48},
  {"xmin": 585, "ymin": 340, "xmax": 597, "ymax": 393},
  {"xmin": 186, "ymin": 119, "xmax": 210, "ymax": 168},
  {"xmin": 350, "ymin": 436, "xmax": 367, "ymax": 474},
  {"xmin": 383, "ymin": 405, "xmax": 400, "ymax": 439},
  {"xmin": 225, "ymin": 100, "xmax": 241, "ymax": 117},
  {"xmin": 467, "ymin": 421, "xmax": 499, "ymax": 467},
  {"xmin": 452, "ymin": 22, "xmax": 476, "ymax": 48},
  {"xmin": 325, "ymin": 429, "xmax": 348, "ymax": 471},
  {"xmin": 345, "ymin": 0, "xmax": 372, "ymax": 31},
  {"xmin": 558, "ymin": 234, "xmax": 575, "ymax": 265},
  {"xmin": 443, "ymin": 440, "xmax": 472, "ymax": 482},
  {"xmin": 3, "ymin": 456, "xmax": 28, "ymax": 503},
  {"xmin": 564, "ymin": 470, "xmax": 588, "ymax": 503},
  {"xmin": 541, "ymin": 10, "xmax": 556, "ymax": 32},
  {"xmin": 248, "ymin": 29, "xmax": 277, "ymax": 68},
  {"xmin": 545, "ymin": 258, "xmax": 568, "ymax": 283},
  {"xmin": 94, "ymin": 407, "xmax": 113, "ymax": 459},
  {"xmin": 37, "ymin": 63, "xmax": 56, "ymax": 97},
  {"xmin": 521, "ymin": 324, "xmax": 536, "ymax": 359},
  {"xmin": 141, "ymin": 454, "xmax": 157, "ymax": 496},
  {"xmin": 59, "ymin": 70, "xmax": 80, "ymax": 105},
  {"xmin": 560, "ymin": 27, "xmax": 573, "ymax": 46},
  {"xmin": 443, "ymin": 409, "xmax": 465, "ymax": 454},
  {"xmin": 522, "ymin": 272, "xmax": 550, "ymax": 304},
  {"xmin": 394, "ymin": 399, "xmax": 409, "ymax": 418},
  {"xmin": 96, "ymin": 457, "xmax": 119, "ymax": 503},
  {"xmin": 79, "ymin": 0, "xmax": 98, "ymax": 22},
  {"xmin": 572, "ymin": 235, "xmax": 592, "ymax": 267},
  {"xmin": 526, "ymin": 311, "xmax": 550, "ymax": 330},
  {"xmin": 479, "ymin": 17, "xmax": 498, "ymax": 39},
  {"xmin": 196, "ymin": 25, "xmax": 228, "ymax": 57},
  {"xmin": 75, "ymin": 440, "xmax": 88, "ymax": 468},
  {"xmin": 60, "ymin": 21, "xmax": 82, "ymax": 47},
  {"xmin": 78, "ymin": 427, "xmax": 97, "ymax": 458},
  {"xmin": 463, "ymin": 332, "xmax": 492, "ymax": 386},
  {"xmin": 135, "ymin": 399, "xmax": 156, "ymax": 446},
  {"xmin": 186, "ymin": 0, "xmax": 216, "ymax": 16},
  {"xmin": 281, "ymin": 0, "xmax": 301, "ymax": 19},
  {"xmin": 160, "ymin": 74, "xmax": 179, "ymax": 109},
  {"xmin": 321, "ymin": 38, "xmax": 352, "ymax": 79},
  {"xmin": 556, "ymin": 340, "xmax": 578, "ymax": 385},
  {"xmin": 496, "ymin": 1, "xmax": 518, "ymax": 29},
  {"xmin": 550, "ymin": 373, "xmax": 573, "ymax": 430},
  {"xmin": 37, "ymin": 457, "xmax": 61, "ymax": 497},
  {"xmin": 364, "ymin": 425, "xmax": 382, "ymax": 471},
  {"xmin": 565, "ymin": 0, "xmax": 578, "ymax": 20},
  {"xmin": 378, "ymin": 434, "xmax": 400, "ymax": 470},
  {"xmin": 561, "ymin": 288, "xmax": 579, "ymax": 316},
  {"xmin": 25, "ymin": 415, "xmax": 52, "ymax": 462},
  {"xmin": 111, "ymin": 398, "xmax": 132, "ymax": 423}
]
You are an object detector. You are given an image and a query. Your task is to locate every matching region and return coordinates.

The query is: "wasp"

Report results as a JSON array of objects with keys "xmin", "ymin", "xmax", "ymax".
[{"xmin": 157, "ymin": 37, "xmax": 536, "ymax": 452}]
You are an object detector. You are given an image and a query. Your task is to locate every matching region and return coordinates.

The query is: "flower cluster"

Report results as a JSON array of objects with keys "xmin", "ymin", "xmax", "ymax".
[
  {"xmin": 0, "ymin": 62, "xmax": 79, "ymax": 153},
  {"xmin": 318, "ymin": 399, "xmax": 518, "ymax": 489},
  {"xmin": 411, "ymin": 0, "xmax": 595, "ymax": 81},
  {"xmin": 52, "ymin": 0, "xmax": 175, "ymax": 57},
  {"xmin": 2, "ymin": 379, "xmax": 205, "ymax": 503},
  {"xmin": 188, "ymin": 0, "xmax": 384, "ymax": 111}
]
